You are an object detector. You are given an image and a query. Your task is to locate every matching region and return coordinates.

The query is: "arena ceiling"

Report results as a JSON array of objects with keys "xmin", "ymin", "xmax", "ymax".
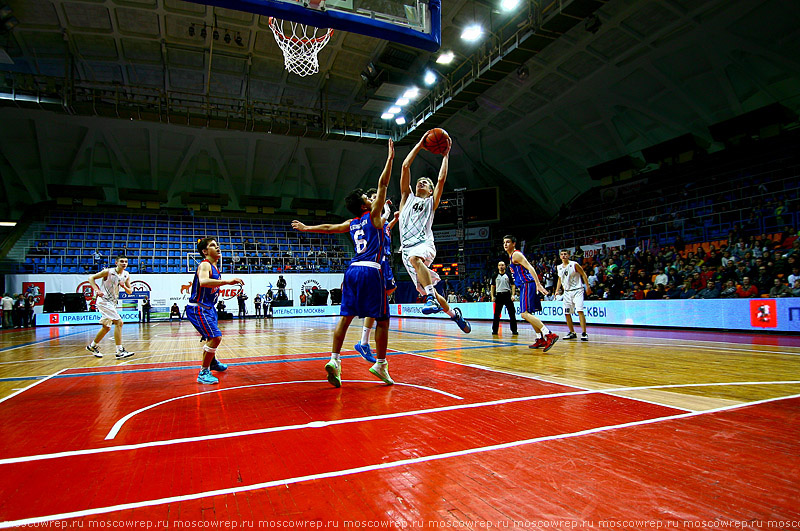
[{"xmin": 0, "ymin": 0, "xmax": 799, "ymax": 222}]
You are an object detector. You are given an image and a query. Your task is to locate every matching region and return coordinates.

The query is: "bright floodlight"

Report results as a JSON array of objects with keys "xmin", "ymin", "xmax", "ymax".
[
  {"xmin": 436, "ymin": 51, "xmax": 455, "ymax": 64},
  {"xmin": 381, "ymin": 112, "xmax": 395, "ymax": 119},
  {"xmin": 402, "ymin": 87, "xmax": 419, "ymax": 99},
  {"xmin": 424, "ymin": 70, "xmax": 436, "ymax": 86},
  {"xmin": 395, "ymin": 97, "xmax": 409, "ymax": 106},
  {"xmin": 388, "ymin": 106, "xmax": 401, "ymax": 114},
  {"xmin": 461, "ymin": 24, "xmax": 483, "ymax": 41},
  {"xmin": 395, "ymin": 116, "xmax": 406, "ymax": 125},
  {"xmin": 501, "ymin": 0, "xmax": 520, "ymax": 11}
]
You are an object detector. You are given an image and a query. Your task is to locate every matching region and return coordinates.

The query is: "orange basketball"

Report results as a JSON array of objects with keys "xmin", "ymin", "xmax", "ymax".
[{"xmin": 422, "ymin": 128, "xmax": 451, "ymax": 155}]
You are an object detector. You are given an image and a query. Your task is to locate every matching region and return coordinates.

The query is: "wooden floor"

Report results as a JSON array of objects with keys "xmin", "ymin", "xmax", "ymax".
[{"xmin": 1, "ymin": 316, "xmax": 799, "ymax": 527}]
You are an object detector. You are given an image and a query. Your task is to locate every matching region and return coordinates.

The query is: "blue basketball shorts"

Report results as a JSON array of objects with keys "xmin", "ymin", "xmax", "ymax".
[
  {"xmin": 518, "ymin": 282, "xmax": 542, "ymax": 314},
  {"xmin": 382, "ymin": 259, "xmax": 396, "ymax": 293},
  {"xmin": 340, "ymin": 262, "xmax": 389, "ymax": 320},
  {"xmin": 186, "ymin": 303, "xmax": 222, "ymax": 341}
]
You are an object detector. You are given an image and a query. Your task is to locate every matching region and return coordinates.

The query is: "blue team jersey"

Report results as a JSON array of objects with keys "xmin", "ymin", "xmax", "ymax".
[
  {"xmin": 189, "ymin": 259, "xmax": 221, "ymax": 307},
  {"xmin": 382, "ymin": 222, "xmax": 392, "ymax": 262},
  {"xmin": 349, "ymin": 211, "xmax": 384, "ymax": 264},
  {"xmin": 507, "ymin": 251, "xmax": 536, "ymax": 284}
]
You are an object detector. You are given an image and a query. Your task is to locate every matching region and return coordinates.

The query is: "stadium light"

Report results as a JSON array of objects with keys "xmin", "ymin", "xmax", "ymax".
[
  {"xmin": 436, "ymin": 51, "xmax": 454, "ymax": 64},
  {"xmin": 423, "ymin": 70, "xmax": 436, "ymax": 86},
  {"xmin": 381, "ymin": 112, "xmax": 395, "ymax": 120},
  {"xmin": 395, "ymin": 116, "xmax": 406, "ymax": 125},
  {"xmin": 500, "ymin": 0, "xmax": 520, "ymax": 11},
  {"xmin": 461, "ymin": 24, "xmax": 483, "ymax": 41}
]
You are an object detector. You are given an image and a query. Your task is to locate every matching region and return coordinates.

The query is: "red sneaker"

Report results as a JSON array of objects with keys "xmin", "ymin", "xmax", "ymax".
[
  {"xmin": 542, "ymin": 333, "xmax": 559, "ymax": 353},
  {"xmin": 528, "ymin": 337, "xmax": 546, "ymax": 349}
]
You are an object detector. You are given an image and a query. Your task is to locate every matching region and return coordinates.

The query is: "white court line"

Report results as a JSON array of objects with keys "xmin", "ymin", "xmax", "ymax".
[
  {"xmin": 105, "ymin": 379, "xmax": 464, "ymax": 439},
  {"xmin": 2, "ymin": 390, "xmax": 799, "ymax": 528},
  {"xmin": 3, "ymin": 380, "xmax": 798, "ymax": 468},
  {"xmin": 586, "ymin": 339, "xmax": 800, "ymax": 357},
  {"xmin": 0, "ymin": 368, "xmax": 67, "ymax": 405}
]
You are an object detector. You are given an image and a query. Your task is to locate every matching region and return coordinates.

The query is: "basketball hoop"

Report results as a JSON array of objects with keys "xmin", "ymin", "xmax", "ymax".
[{"xmin": 268, "ymin": 17, "xmax": 333, "ymax": 77}]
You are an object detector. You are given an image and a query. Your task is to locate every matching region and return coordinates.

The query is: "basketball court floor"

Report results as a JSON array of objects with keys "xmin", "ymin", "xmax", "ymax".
[{"xmin": 0, "ymin": 316, "xmax": 798, "ymax": 527}]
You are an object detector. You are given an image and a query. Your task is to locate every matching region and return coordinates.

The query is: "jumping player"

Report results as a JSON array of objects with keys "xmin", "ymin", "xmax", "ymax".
[
  {"xmin": 354, "ymin": 189, "xmax": 399, "ymax": 363},
  {"xmin": 85, "ymin": 254, "xmax": 135, "ymax": 359},
  {"xmin": 398, "ymin": 130, "xmax": 470, "ymax": 333},
  {"xmin": 555, "ymin": 249, "xmax": 591, "ymax": 341},
  {"xmin": 185, "ymin": 238, "xmax": 244, "ymax": 384},
  {"xmin": 503, "ymin": 235, "xmax": 559, "ymax": 352},
  {"xmin": 292, "ymin": 139, "xmax": 395, "ymax": 387}
]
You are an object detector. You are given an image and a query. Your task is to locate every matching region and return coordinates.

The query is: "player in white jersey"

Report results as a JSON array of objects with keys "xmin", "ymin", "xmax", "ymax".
[
  {"xmin": 554, "ymin": 249, "xmax": 591, "ymax": 341},
  {"xmin": 398, "ymin": 130, "xmax": 470, "ymax": 333},
  {"xmin": 85, "ymin": 254, "xmax": 135, "ymax": 359}
]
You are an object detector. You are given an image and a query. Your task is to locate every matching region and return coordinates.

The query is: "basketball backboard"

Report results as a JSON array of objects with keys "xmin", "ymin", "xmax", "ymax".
[{"xmin": 185, "ymin": 0, "xmax": 441, "ymax": 52}]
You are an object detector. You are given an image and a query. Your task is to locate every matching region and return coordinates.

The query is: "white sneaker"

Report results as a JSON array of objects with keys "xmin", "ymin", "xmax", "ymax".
[
  {"xmin": 86, "ymin": 345, "xmax": 102, "ymax": 358},
  {"xmin": 115, "ymin": 348, "xmax": 135, "ymax": 359},
  {"xmin": 369, "ymin": 362, "xmax": 394, "ymax": 385},
  {"xmin": 325, "ymin": 359, "xmax": 341, "ymax": 388},
  {"xmin": 581, "ymin": 333, "xmax": 589, "ymax": 342}
]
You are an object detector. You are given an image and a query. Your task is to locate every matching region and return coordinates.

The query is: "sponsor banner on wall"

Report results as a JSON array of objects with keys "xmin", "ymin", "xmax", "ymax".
[
  {"xmin": 391, "ymin": 299, "xmax": 800, "ymax": 333},
  {"xmin": 7, "ymin": 273, "xmax": 345, "ymax": 318},
  {"xmin": 36, "ymin": 311, "xmax": 140, "ymax": 326},
  {"xmin": 570, "ymin": 238, "xmax": 626, "ymax": 259},
  {"xmin": 433, "ymin": 226, "xmax": 490, "ymax": 242}
]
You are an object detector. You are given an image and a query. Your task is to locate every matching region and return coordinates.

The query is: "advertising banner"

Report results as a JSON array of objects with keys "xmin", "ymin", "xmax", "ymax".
[{"xmin": 36, "ymin": 311, "xmax": 140, "ymax": 327}]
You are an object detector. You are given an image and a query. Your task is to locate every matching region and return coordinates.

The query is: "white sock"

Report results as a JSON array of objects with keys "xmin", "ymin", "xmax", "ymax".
[
  {"xmin": 541, "ymin": 325, "xmax": 550, "ymax": 335},
  {"xmin": 424, "ymin": 285, "xmax": 436, "ymax": 298},
  {"xmin": 376, "ymin": 359, "xmax": 387, "ymax": 365},
  {"xmin": 331, "ymin": 352, "xmax": 340, "ymax": 362},
  {"xmin": 116, "ymin": 345, "xmax": 124, "ymax": 351},
  {"xmin": 90, "ymin": 341, "xmax": 97, "ymax": 348},
  {"xmin": 361, "ymin": 326, "xmax": 372, "ymax": 345},
  {"xmin": 445, "ymin": 309, "xmax": 455, "ymax": 318}
]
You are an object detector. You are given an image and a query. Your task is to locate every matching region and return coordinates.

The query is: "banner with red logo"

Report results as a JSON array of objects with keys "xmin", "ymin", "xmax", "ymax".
[{"xmin": 22, "ymin": 282, "xmax": 46, "ymax": 306}]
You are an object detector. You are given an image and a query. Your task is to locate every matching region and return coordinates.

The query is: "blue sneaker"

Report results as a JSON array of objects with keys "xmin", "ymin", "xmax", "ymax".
[
  {"xmin": 451, "ymin": 307, "xmax": 471, "ymax": 333},
  {"xmin": 197, "ymin": 368, "xmax": 219, "ymax": 384},
  {"xmin": 210, "ymin": 358, "xmax": 228, "ymax": 372},
  {"xmin": 354, "ymin": 343, "xmax": 376, "ymax": 363},
  {"xmin": 422, "ymin": 295, "xmax": 441, "ymax": 315}
]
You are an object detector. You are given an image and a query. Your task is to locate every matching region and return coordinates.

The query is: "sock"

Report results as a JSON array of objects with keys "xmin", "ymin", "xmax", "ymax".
[
  {"xmin": 376, "ymin": 359, "xmax": 387, "ymax": 365},
  {"xmin": 424, "ymin": 285, "xmax": 436, "ymax": 298},
  {"xmin": 361, "ymin": 326, "xmax": 372, "ymax": 345},
  {"xmin": 445, "ymin": 309, "xmax": 455, "ymax": 318},
  {"xmin": 90, "ymin": 341, "xmax": 97, "ymax": 348},
  {"xmin": 541, "ymin": 325, "xmax": 550, "ymax": 335},
  {"xmin": 116, "ymin": 345, "xmax": 123, "ymax": 351},
  {"xmin": 331, "ymin": 352, "xmax": 340, "ymax": 362}
]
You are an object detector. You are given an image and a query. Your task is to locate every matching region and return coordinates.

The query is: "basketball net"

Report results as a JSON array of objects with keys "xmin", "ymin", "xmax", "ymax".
[{"xmin": 268, "ymin": 17, "xmax": 333, "ymax": 77}]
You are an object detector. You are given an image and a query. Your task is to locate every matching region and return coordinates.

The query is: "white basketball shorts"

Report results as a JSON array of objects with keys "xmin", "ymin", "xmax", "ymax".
[
  {"xmin": 563, "ymin": 289, "xmax": 585, "ymax": 314},
  {"xmin": 401, "ymin": 241, "xmax": 440, "ymax": 295}
]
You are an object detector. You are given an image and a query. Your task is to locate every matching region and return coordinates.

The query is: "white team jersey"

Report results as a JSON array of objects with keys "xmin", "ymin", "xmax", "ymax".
[
  {"xmin": 399, "ymin": 194, "xmax": 435, "ymax": 249},
  {"xmin": 557, "ymin": 260, "xmax": 584, "ymax": 292},
  {"xmin": 100, "ymin": 268, "xmax": 129, "ymax": 303}
]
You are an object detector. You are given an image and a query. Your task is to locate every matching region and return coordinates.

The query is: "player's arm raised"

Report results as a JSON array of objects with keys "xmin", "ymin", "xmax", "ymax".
[
  {"xmin": 292, "ymin": 219, "xmax": 351, "ymax": 234},
  {"xmin": 370, "ymin": 139, "xmax": 394, "ymax": 230},
  {"xmin": 431, "ymin": 136, "xmax": 452, "ymax": 210},
  {"xmin": 88, "ymin": 269, "xmax": 109, "ymax": 298},
  {"xmin": 575, "ymin": 263, "xmax": 591, "ymax": 295},
  {"xmin": 399, "ymin": 132, "xmax": 428, "ymax": 210}
]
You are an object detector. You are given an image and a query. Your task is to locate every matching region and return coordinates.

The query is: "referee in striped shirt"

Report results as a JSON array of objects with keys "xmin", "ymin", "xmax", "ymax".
[{"xmin": 491, "ymin": 261, "xmax": 518, "ymax": 335}]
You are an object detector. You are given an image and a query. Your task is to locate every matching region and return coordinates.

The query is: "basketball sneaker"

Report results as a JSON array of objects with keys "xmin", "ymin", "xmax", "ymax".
[
  {"xmin": 421, "ymin": 295, "xmax": 441, "ymax": 315},
  {"xmin": 542, "ymin": 333, "xmax": 559, "ymax": 353},
  {"xmin": 115, "ymin": 348, "xmax": 135, "ymax": 359},
  {"xmin": 86, "ymin": 345, "xmax": 103, "ymax": 358},
  {"xmin": 450, "ymin": 307, "xmax": 471, "ymax": 333},
  {"xmin": 197, "ymin": 368, "xmax": 219, "ymax": 385},
  {"xmin": 210, "ymin": 358, "xmax": 228, "ymax": 372},
  {"xmin": 563, "ymin": 332, "xmax": 577, "ymax": 340},
  {"xmin": 581, "ymin": 333, "xmax": 589, "ymax": 342},
  {"xmin": 369, "ymin": 362, "xmax": 394, "ymax": 385},
  {"xmin": 325, "ymin": 359, "xmax": 341, "ymax": 388},
  {"xmin": 354, "ymin": 342, "xmax": 376, "ymax": 363},
  {"xmin": 528, "ymin": 337, "xmax": 546, "ymax": 349}
]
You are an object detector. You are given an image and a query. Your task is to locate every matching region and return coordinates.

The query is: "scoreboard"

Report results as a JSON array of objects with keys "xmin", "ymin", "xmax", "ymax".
[{"xmin": 431, "ymin": 263, "xmax": 460, "ymax": 277}]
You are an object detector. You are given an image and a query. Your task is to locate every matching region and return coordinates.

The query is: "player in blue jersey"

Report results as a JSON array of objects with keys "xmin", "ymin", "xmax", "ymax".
[
  {"xmin": 354, "ymin": 189, "xmax": 399, "ymax": 363},
  {"xmin": 185, "ymin": 237, "xmax": 244, "ymax": 384},
  {"xmin": 503, "ymin": 235, "xmax": 559, "ymax": 352},
  {"xmin": 291, "ymin": 139, "xmax": 395, "ymax": 388}
]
